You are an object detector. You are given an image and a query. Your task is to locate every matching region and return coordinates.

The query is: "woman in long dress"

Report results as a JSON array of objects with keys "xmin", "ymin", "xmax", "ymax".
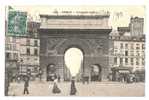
[
  {"xmin": 52, "ymin": 78, "xmax": 61, "ymax": 94},
  {"xmin": 70, "ymin": 78, "xmax": 77, "ymax": 95}
]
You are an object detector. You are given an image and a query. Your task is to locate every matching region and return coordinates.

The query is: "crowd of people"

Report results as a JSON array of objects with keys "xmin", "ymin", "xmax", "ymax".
[
  {"xmin": 107, "ymin": 72, "xmax": 145, "ymax": 83},
  {"xmin": 23, "ymin": 74, "xmax": 77, "ymax": 95}
]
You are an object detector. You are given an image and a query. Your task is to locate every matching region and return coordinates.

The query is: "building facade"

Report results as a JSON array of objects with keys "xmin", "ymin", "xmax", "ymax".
[
  {"xmin": 5, "ymin": 36, "xmax": 40, "ymax": 75},
  {"xmin": 5, "ymin": 36, "xmax": 20, "ymax": 61},
  {"xmin": 109, "ymin": 34, "xmax": 145, "ymax": 72},
  {"xmin": 130, "ymin": 17, "xmax": 144, "ymax": 36},
  {"xmin": 5, "ymin": 21, "xmax": 40, "ymax": 76},
  {"xmin": 5, "ymin": 36, "xmax": 20, "ymax": 81},
  {"xmin": 19, "ymin": 21, "xmax": 40, "ymax": 75},
  {"xmin": 19, "ymin": 37, "xmax": 40, "ymax": 75}
]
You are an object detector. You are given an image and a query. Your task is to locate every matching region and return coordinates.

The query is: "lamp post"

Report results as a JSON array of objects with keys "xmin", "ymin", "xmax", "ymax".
[
  {"xmin": 70, "ymin": 77, "xmax": 77, "ymax": 95},
  {"xmin": 20, "ymin": 59, "xmax": 23, "ymax": 75},
  {"xmin": 5, "ymin": 63, "xmax": 10, "ymax": 96},
  {"xmin": 39, "ymin": 68, "xmax": 42, "ymax": 81}
]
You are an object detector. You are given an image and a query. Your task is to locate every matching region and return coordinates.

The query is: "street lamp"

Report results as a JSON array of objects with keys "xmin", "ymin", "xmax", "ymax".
[
  {"xmin": 20, "ymin": 59, "xmax": 23, "ymax": 75},
  {"xmin": 39, "ymin": 68, "xmax": 42, "ymax": 81}
]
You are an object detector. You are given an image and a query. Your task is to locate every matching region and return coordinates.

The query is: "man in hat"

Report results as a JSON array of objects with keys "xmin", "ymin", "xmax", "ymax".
[
  {"xmin": 23, "ymin": 75, "xmax": 29, "ymax": 95},
  {"xmin": 70, "ymin": 77, "xmax": 77, "ymax": 95}
]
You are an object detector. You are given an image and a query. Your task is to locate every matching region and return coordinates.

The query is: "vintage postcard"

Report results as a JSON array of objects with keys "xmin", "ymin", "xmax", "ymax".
[{"xmin": 5, "ymin": 5, "xmax": 145, "ymax": 96}]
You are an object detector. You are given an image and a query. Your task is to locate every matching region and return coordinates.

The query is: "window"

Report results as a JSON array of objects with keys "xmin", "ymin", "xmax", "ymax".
[
  {"xmin": 6, "ymin": 37, "xmax": 10, "ymax": 43},
  {"xmin": 120, "ymin": 43, "xmax": 123, "ymax": 49},
  {"xmin": 142, "ymin": 58, "xmax": 145, "ymax": 65},
  {"xmin": 131, "ymin": 58, "xmax": 134, "ymax": 65},
  {"xmin": 13, "ymin": 45, "xmax": 16, "ymax": 50},
  {"xmin": 136, "ymin": 44, "xmax": 140, "ymax": 50},
  {"xmin": 119, "ymin": 50, "xmax": 123, "ymax": 56},
  {"xmin": 114, "ymin": 49, "xmax": 118, "ymax": 55},
  {"xmin": 34, "ymin": 40, "xmax": 38, "ymax": 46},
  {"xmin": 114, "ymin": 57, "xmax": 117, "ymax": 64},
  {"xmin": 10, "ymin": 45, "xmax": 13, "ymax": 50},
  {"xmin": 130, "ymin": 51, "xmax": 134, "ymax": 56},
  {"xmin": 125, "ymin": 51, "xmax": 128, "ymax": 56},
  {"xmin": 136, "ymin": 51, "xmax": 140, "ymax": 56},
  {"xmin": 34, "ymin": 49, "xmax": 38, "ymax": 56},
  {"xmin": 136, "ymin": 58, "xmax": 139, "ymax": 65},
  {"xmin": 14, "ymin": 53, "xmax": 18, "ymax": 59},
  {"xmin": 6, "ymin": 53, "xmax": 10, "ymax": 59},
  {"xmin": 34, "ymin": 58, "xmax": 38, "ymax": 61},
  {"xmin": 6, "ymin": 44, "xmax": 11, "ymax": 50},
  {"xmin": 26, "ymin": 39, "xmax": 30, "ymax": 45},
  {"xmin": 125, "ymin": 44, "xmax": 128, "ymax": 49},
  {"xmin": 120, "ymin": 58, "xmax": 123, "ymax": 65},
  {"xmin": 131, "ymin": 44, "xmax": 134, "ymax": 49},
  {"xmin": 12, "ymin": 37, "xmax": 16, "ymax": 43},
  {"xmin": 27, "ymin": 57, "xmax": 30, "ymax": 60},
  {"xmin": 114, "ymin": 46, "xmax": 118, "ymax": 49},
  {"xmin": 30, "ymin": 67, "xmax": 35, "ymax": 72},
  {"xmin": 142, "ymin": 51, "xmax": 145, "ymax": 56},
  {"xmin": 26, "ymin": 48, "xmax": 30, "ymax": 55},
  {"xmin": 125, "ymin": 58, "xmax": 128, "ymax": 65},
  {"xmin": 142, "ymin": 44, "xmax": 145, "ymax": 49}
]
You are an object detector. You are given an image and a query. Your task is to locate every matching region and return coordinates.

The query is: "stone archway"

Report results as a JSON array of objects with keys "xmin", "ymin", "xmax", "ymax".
[
  {"xmin": 55, "ymin": 38, "xmax": 92, "ymax": 81},
  {"xmin": 39, "ymin": 29, "xmax": 111, "ymax": 81}
]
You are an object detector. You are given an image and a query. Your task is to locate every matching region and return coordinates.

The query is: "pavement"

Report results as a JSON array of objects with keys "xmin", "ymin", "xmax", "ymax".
[{"xmin": 8, "ymin": 80, "xmax": 145, "ymax": 96}]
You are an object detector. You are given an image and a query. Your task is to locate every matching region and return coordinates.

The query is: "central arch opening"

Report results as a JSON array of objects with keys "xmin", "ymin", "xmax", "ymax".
[{"xmin": 64, "ymin": 48, "xmax": 83, "ymax": 78}]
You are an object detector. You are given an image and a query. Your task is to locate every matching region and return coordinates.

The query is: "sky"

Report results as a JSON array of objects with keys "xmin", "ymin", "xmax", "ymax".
[{"xmin": 8, "ymin": 5, "xmax": 145, "ymax": 29}]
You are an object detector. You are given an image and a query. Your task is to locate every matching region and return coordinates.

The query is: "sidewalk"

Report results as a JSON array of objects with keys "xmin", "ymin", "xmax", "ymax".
[{"xmin": 8, "ymin": 81, "xmax": 145, "ymax": 96}]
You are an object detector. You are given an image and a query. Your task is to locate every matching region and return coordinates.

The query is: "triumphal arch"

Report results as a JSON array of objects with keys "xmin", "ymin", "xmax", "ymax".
[{"xmin": 39, "ymin": 11, "xmax": 112, "ymax": 81}]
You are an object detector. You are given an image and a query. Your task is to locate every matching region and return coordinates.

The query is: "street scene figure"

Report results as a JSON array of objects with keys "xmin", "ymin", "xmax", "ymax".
[
  {"xmin": 70, "ymin": 77, "xmax": 77, "ymax": 95},
  {"xmin": 38, "ymin": 68, "xmax": 42, "ymax": 81},
  {"xmin": 23, "ymin": 76, "xmax": 29, "ymax": 95},
  {"xmin": 58, "ymin": 75, "xmax": 61, "ymax": 83},
  {"xmin": 52, "ymin": 78, "xmax": 61, "ymax": 94}
]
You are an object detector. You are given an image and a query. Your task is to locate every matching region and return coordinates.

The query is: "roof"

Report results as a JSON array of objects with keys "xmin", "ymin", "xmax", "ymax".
[
  {"xmin": 40, "ymin": 14, "xmax": 110, "ymax": 19},
  {"xmin": 111, "ymin": 67, "xmax": 133, "ymax": 71},
  {"xmin": 117, "ymin": 27, "xmax": 130, "ymax": 32},
  {"xmin": 109, "ymin": 35, "xmax": 145, "ymax": 42}
]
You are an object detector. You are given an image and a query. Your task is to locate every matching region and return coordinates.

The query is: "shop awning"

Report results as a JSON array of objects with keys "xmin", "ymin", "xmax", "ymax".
[
  {"xmin": 111, "ymin": 67, "xmax": 133, "ymax": 72},
  {"xmin": 119, "ymin": 70, "xmax": 130, "ymax": 73}
]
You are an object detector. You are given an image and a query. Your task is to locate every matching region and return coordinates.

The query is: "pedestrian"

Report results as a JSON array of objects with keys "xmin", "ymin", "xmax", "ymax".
[
  {"xmin": 39, "ymin": 69, "xmax": 42, "ymax": 81},
  {"xmin": 70, "ymin": 77, "xmax": 77, "ymax": 95},
  {"xmin": 52, "ymin": 78, "xmax": 61, "ymax": 94},
  {"xmin": 58, "ymin": 75, "xmax": 61, "ymax": 83},
  {"xmin": 23, "ymin": 76, "xmax": 29, "ymax": 95},
  {"xmin": 17, "ymin": 76, "xmax": 21, "ymax": 83}
]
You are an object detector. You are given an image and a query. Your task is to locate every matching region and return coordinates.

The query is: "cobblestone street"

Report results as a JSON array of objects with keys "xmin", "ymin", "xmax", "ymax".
[{"xmin": 8, "ymin": 81, "xmax": 145, "ymax": 96}]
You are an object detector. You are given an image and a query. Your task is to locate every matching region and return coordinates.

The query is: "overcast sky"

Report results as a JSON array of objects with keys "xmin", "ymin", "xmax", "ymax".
[{"xmin": 8, "ymin": 5, "xmax": 145, "ymax": 29}]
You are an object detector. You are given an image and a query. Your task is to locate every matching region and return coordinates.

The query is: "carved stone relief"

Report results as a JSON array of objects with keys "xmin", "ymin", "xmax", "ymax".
[
  {"xmin": 46, "ymin": 37, "xmax": 105, "ymax": 56},
  {"xmin": 84, "ymin": 39, "xmax": 104, "ymax": 55},
  {"xmin": 46, "ymin": 38, "xmax": 66, "ymax": 55}
]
